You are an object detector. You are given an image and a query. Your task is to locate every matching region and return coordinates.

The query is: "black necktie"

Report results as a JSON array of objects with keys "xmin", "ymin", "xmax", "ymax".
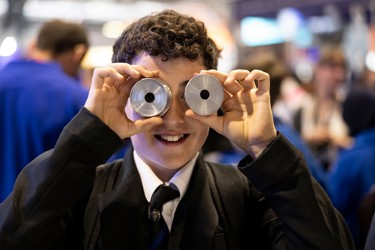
[{"xmin": 148, "ymin": 184, "xmax": 180, "ymax": 250}]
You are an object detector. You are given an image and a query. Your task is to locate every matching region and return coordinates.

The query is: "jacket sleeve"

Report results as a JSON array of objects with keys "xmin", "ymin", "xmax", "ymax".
[
  {"xmin": 0, "ymin": 108, "xmax": 124, "ymax": 250},
  {"xmin": 238, "ymin": 133, "xmax": 356, "ymax": 250}
]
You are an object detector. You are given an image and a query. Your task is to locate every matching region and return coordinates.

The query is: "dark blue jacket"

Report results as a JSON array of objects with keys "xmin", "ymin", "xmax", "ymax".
[{"xmin": 327, "ymin": 128, "xmax": 375, "ymax": 247}]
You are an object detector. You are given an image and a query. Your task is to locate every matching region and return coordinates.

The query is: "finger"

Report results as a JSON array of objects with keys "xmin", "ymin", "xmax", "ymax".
[
  {"xmin": 229, "ymin": 69, "xmax": 260, "ymax": 91},
  {"xmin": 93, "ymin": 64, "xmax": 158, "ymax": 95},
  {"xmin": 244, "ymin": 69, "xmax": 270, "ymax": 93},
  {"xmin": 225, "ymin": 69, "xmax": 257, "ymax": 95},
  {"xmin": 131, "ymin": 65, "xmax": 159, "ymax": 78},
  {"xmin": 185, "ymin": 109, "xmax": 223, "ymax": 133},
  {"xmin": 226, "ymin": 69, "xmax": 250, "ymax": 83},
  {"xmin": 106, "ymin": 64, "xmax": 141, "ymax": 90},
  {"xmin": 200, "ymin": 69, "xmax": 243, "ymax": 96},
  {"xmin": 222, "ymin": 89, "xmax": 232, "ymax": 103},
  {"xmin": 91, "ymin": 67, "xmax": 124, "ymax": 89},
  {"xmin": 130, "ymin": 117, "xmax": 163, "ymax": 135},
  {"xmin": 108, "ymin": 63, "xmax": 159, "ymax": 79},
  {"xmin": 108, "ymin": 63, "xmax": 140, "ymax": 77},
  {"xmin": 199, "ymin": 69, "xmax": 223, "ymax": 79}
]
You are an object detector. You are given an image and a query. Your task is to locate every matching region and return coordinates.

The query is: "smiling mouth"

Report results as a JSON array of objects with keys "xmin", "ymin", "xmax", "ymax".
[{"xmin": 155, "ymin": 134, "xmax": 188, "ymax": 143}]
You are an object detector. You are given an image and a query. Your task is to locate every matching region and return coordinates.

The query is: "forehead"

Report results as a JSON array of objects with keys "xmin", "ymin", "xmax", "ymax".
[{"xmin": 133, "ymin": 53, "xmax": 205, "ymax": 84}]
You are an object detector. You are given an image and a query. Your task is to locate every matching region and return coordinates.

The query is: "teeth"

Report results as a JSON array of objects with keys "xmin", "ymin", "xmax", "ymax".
[{"xmin": 160, "ymin": 134, "xmax": 184, "ymax": 142}]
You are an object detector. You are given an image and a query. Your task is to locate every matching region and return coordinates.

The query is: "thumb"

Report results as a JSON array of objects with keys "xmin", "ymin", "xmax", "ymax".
[
  {"xmin": 185, "ymin": 109, "xmax": 223, "ymax": 133},
  {"xmin": 132, "ymin": 117, "xmax": 164, "ymax": 134}
]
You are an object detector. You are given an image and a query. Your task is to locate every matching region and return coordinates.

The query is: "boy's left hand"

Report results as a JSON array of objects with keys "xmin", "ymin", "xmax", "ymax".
[{"xmin": 186, "ymin": 69, "xmax": 277, "ymax": 158}]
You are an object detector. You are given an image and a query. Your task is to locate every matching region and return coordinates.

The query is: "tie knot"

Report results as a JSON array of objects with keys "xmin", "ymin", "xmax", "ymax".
[{"xmin": 149, "ymin": 184, "xmax": 180, "ymax": 221}]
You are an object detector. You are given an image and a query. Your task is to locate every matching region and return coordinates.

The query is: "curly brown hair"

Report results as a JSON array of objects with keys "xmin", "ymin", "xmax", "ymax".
[{"xmin": 112, "ymin": 10, "xmax": 221, "ymax": 69}]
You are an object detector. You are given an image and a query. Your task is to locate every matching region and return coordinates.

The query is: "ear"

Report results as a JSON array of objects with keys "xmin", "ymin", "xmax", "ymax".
[
  {"xmin": 25, "ymin": 39, "xmax": 37, "ymax": 58},
  {"xmin": 57, "ymin": 45, "xmax": 87, "ymax": 78},
  {"xmin": 73, "ymin": 44, "xmax": 88, "ymax": 62}
]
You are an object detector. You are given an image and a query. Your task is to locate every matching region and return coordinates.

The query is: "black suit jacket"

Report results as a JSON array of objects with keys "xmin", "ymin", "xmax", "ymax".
[
  {"xmin": 0, "ymin": 109, "xmax": 355, "ymax": 250},
  {"xmin": 83, "ymin": 149, "xmax": 271, "ymax": 250}
]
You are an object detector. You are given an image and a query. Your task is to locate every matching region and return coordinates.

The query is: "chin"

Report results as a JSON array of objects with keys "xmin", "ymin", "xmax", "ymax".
[{"xmin": 158, "ymin": 155, "xmax": 191, "ymax": 169}]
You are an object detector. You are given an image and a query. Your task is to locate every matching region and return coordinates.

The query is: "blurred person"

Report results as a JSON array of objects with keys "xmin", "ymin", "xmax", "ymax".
[
  {"xmin": 293, "ymin": 44, "xmax": 352, "ymax": 170},
  {"xmin": 0, "ymin": 19, "xmax": 89, "ymax": 202},
  {"xmin": 327, "ymin": 86, "xmax": 375, "ymax": 248},
  {"xmin": 365, "ymin": 209, "xmax": 375, "ymax": 250},
  {"xmin": 359, "ymin": 65, "xmax": 375, "ymax": 89},
  {"xmin": 0, "ymin": 10, "xmax": 354, "ymax": 249},
  {"xmin": 205, "ymin": 51, "xmax": 327, "ymax": 189},
  {"xmin": 272, "ymin": 75, "xmax": 310, "ymax": 127},
  {"xmin": 359, "ymin": 185, "xmax": 375, "ymax": 249}
]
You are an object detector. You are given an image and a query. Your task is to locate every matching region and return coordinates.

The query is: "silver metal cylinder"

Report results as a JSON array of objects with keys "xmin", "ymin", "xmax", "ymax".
[
  {"xmin": 185, "ymin": 74, "xmax": 224, "ymax": 115},
  {"xmin": 130, "ymin": 78, "xmax": 172, "ymax": 117}
]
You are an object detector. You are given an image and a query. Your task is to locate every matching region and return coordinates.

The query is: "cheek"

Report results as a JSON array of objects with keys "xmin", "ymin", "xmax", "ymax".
[
  {"xmin": 131, "ymin": 133, "xmax": 151, "ymax": 154},
  {"xmin": 180, "ymin": 96, "xmax": 190, "ymax": 111},
  {"xmin": 191, "ymin": 120, "xmax": 209, "ymax": 144}
]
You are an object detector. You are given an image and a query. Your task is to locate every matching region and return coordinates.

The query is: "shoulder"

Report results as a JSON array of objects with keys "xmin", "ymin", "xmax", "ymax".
[
  {"xmin": 206, "ymin": 161, "xmax": 246, "ymax": 181},
  {"xmin": 204, "ymin": 161, "xmax": 254, "ymax": 198},
  {"xmin": 96, "ymin": 159, "xmax": 123, "ymax": 179},
  {"xmin": 79, "ymin": 160, "xmax": 124, "ymax": 201}
]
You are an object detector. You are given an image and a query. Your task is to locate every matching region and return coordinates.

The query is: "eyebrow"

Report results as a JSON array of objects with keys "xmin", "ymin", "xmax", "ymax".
[
  {"xmin": 181, "ymin": 80, "xmax": 189, "ymax": 88},
  {"xmin": 173, "ymin": 80, "xmax": 189, "ymax": 95}
]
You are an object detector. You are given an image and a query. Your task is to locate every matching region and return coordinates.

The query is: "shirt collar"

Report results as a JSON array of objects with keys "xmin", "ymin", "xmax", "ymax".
[{"xmin": 133, "ymin": 150, "xmax": 198, "ymax": 203}]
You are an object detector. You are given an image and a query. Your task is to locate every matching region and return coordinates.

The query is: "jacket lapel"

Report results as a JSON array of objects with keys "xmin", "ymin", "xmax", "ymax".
[
  {"xmin": 171, "ymin": 156, "xmax": 220, "ymax": 250},
  {"xmin": 96, "ymin": 151, "xmax": 219, "ymax": 250},
  {"xmin": 97, "ymin": 150, "xmax": 149, "ymax": 250}
]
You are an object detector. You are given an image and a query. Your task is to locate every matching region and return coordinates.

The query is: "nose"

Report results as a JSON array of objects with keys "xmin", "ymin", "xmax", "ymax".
[{"xmin": 162, "ymin": 96, "xmax": 186, "ymax": 125}]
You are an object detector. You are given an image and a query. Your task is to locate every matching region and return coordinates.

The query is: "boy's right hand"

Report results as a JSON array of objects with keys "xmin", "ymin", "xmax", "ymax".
[{"xmin": 84, "ymin": 63, "xmax": 163, "ymax": 139}]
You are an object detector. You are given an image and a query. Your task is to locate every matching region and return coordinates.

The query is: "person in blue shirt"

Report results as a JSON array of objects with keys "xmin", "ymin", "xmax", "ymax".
[
  {"xmin": 0, "ymin": 20, "xmax": 90, "ymax": 202},
  {"xmin": 327, "ymin": 86, "xmax": 375, "ymax": 248}
]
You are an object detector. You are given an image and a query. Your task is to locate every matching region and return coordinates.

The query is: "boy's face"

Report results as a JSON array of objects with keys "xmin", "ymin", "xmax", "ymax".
[{"xmin": 126, "ymin": 53, "xmax": 210, "ymax": 177}]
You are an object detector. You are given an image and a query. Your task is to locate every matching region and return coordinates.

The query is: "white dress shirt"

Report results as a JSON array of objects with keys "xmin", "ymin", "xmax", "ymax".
[{"xmin": 134, "ymin": 150, "xmax": 198, "ymax": 231}]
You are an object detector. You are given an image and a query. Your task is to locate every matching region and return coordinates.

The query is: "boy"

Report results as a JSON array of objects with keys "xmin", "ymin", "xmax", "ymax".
[{"xmin": 0, "ymin": 10, "xmax": 354, "ymax": 250}]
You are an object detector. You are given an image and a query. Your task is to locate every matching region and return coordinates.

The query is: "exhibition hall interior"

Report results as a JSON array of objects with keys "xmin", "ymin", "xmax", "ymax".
[
  {"xmin": 0, "ymin": 0, "xmax": 373, "ymax": 81},
  {"xmin": 1, "ymin": 0, "xmax": 375, "ymax": 249}
]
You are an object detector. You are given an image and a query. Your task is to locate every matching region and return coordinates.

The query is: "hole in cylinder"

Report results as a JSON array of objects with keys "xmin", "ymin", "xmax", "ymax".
[
  {"xmin": 145, "ymin": 92, "xmax": 155, "ymax": 103},
  {"xmin": 200, "ymin": 89, "xmax": 210, "ymax": 100}
]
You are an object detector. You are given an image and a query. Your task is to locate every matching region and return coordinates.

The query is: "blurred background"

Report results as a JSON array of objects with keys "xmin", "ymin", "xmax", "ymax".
[{"xmin": 0, "ymin": 0, "xmax": 373, "ymax": 85}]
